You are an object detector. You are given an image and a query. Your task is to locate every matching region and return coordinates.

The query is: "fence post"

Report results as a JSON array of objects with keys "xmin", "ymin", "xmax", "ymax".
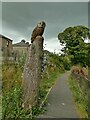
[{"xmin": 22, "ymin": 36, "xmax": 44, "ymax": 110}]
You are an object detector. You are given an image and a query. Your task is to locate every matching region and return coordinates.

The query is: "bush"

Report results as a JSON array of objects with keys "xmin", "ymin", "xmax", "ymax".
[
  {"xmin": 68, "ymin": 75, "xmax": 88, "ymax": 118},
  {"xmin": 2, "ymin": 52, "xmax": 65, "ymax": 119}
]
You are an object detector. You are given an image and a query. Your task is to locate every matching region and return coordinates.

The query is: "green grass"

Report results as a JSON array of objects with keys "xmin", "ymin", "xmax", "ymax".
[
  {"xmin": 2, "ymin": 52, "xmax": 65, "ymax": 119},
  {"xmin": 2, "ymin": 63, "xmax": 29, "ymax": 119},
  {"xmin": 68, "ymin": 75, "xmax": 88, "ymax": 118},
  {"xmin": 2, "ymin": 63, "xmax": 63, "ymax": 119},
  {"xmin": 39, "ymin": 68, "xmax": 62, "ymax": 105}
]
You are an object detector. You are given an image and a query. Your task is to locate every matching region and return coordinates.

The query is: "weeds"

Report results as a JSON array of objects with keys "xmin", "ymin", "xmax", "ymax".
[
  {"xmin": 68, "ymin": 75, "xmax": 88, "ymax": 118},
  {"xmin": 2, "ymin": 52, "xmax": 65, "ymax": 119}
]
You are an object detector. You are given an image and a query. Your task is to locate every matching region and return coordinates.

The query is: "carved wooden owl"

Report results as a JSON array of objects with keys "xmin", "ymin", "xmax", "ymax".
[{"xmin": 31, "ymin": 21, "xmax": 46, "ymax": 43}]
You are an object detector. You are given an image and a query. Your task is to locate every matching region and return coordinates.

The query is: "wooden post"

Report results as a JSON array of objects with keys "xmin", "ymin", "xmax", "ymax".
[{"xmin": 22, "ymin": 36, "xmax": 44, "ymax": 109}]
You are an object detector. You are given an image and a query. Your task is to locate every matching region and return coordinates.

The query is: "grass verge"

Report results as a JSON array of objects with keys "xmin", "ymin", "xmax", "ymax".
[
  {"xmin": 2, "ymin": 62, "xmax": 64, "ymax": 119},
  {"xmin": 68, "ymin": 75, "xmax": 88, "ymax": 118},
  {"xmin": 31, "ymin": 68, "xmax": 63, "ymax": 118}
]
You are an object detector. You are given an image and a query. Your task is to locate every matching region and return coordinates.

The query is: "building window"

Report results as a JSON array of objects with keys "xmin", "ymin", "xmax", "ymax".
[{"xmin": 7, "ymin": 41, "xmax": 9, "ymax": 47}]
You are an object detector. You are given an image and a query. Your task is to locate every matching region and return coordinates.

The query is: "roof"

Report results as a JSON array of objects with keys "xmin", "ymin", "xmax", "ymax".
[
  {"xmin": 13, "ymin": 40, "xmax": 30, "ymax": 47},
  {"xmin": 0, "ymin": 34, "xmax": 13, "ymax": 41}
]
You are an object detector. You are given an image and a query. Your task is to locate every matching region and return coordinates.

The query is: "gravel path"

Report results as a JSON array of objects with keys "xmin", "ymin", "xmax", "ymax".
[{"xmin": 37, "ymin": 72, "xmax": 80, "ymax": 118}]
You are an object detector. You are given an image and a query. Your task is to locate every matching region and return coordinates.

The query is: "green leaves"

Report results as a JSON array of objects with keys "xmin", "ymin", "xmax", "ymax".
[{"xmin": 58, "ymin": 26, "xmax": 89, "ymax": 66}]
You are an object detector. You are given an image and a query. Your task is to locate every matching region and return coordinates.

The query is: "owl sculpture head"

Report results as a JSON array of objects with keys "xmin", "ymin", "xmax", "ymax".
[{"xmin": 37, "ymin": 21, "xmax": 46, "ymax": 28}]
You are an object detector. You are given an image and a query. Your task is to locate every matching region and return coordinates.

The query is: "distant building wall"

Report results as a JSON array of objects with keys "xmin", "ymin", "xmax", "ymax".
[
  {"xmin": 0, "ymin": 34, "xmax": 13, "ymax": 57},
  {"xmin": 0, "ymin": 37, "xmax": 2, "ymax": 48},
  {"xmin": 13, "ymin": 46, "xmax": 29, "ymax": 54},
  {"xmin": 0, "ymin": 35, "xmax": 31, "ymax": 62},
  {"xmin": 13, "ymin": 40, "xmax": 30, "ymax": 61}
]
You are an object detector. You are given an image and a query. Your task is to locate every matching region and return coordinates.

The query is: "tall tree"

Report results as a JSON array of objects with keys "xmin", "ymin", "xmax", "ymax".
[{"xmin": 58, "ymin": 26, "xmax": 89, "ymax": 66}]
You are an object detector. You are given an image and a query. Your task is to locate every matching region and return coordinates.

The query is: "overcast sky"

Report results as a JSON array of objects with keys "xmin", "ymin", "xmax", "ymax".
[{"xmin": 1, "ymin": 2, "xmax": 88, "ymax": 53}]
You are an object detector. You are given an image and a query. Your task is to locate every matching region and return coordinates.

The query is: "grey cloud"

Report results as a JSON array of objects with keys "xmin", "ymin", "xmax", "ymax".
[
  {"xmin": 1, "ymin": 0, "xmax": 90, "ymax": 2},
  {"xmin": 1, "ymin": 2, "xmax": 88, "ymax": 52}
]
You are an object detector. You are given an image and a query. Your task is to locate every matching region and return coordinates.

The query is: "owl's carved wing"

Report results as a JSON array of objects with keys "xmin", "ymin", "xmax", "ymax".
[
  {"xmin": 31, "ymin": 27, "xmax": 44, "ymax": 43},
  {"xmin": 31, "ymin": 27, "xmax": 38, "ymax": 43}
]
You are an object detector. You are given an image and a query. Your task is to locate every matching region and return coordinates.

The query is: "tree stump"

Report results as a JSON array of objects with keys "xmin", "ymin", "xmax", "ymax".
[{"xmin": 22, "ymin": 36, "xmax": 44, "ymax": 110}]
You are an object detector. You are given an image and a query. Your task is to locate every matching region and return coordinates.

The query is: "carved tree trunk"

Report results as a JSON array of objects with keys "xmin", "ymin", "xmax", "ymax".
[{"xmin": 22, "ymin": 36, "xmax": 44, "ymax": 110}]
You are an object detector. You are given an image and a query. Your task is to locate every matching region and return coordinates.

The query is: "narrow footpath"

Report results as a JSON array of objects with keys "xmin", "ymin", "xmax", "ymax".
[{"xmin": 37, "ymin": 72, "xmax": 80, "ymax": 118}]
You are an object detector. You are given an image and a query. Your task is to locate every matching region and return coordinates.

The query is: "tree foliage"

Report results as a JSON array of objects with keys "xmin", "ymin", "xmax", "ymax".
[{"xmin": 58, "ymin": 26, "xmax": 90, "ymax": 66}]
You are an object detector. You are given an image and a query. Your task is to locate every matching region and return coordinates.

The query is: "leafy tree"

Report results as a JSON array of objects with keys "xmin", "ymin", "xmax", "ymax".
[
  {"xmin": 87, "ymin": 43, "xmax": 90, "ymax": 67},
  {"xmin": 58, "ymin": 26, "xmax": 90, "ymax": 67}
]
